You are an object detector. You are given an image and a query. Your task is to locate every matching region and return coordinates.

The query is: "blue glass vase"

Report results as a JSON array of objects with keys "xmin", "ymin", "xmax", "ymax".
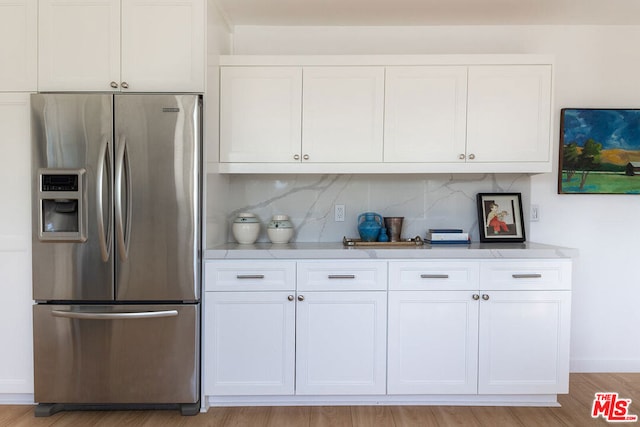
[{"xmin": 357, "ymin": 212, "xmax": 383, "ymax": 242}]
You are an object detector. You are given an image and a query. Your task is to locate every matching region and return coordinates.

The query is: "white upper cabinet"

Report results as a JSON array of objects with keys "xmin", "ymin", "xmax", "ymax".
[
  {"xmin": 219, "ymin": 66, "xmax": 384, "ymax": 164},
  {"xmin": 218, "ymin": 55, "xmax": 553, "ymax": 174},
  {"xmin": 220, "ymin": 67, "xmax": 302, "ymax": 163},
  {"xmin": 466, "ymin": 65, "xmax": 552, "ymax": 163},
  {"xmin": 38, "ymin": 0, "xmax": 121, "ymax": 91},
  {"xmin": 121, "ymin": 0, "xmax": 205, "ymax": 92},
  {"xmin": 38, "ymin": 0, "xmax": 204, "ymax": 92},
  {"xmin": 0, "ymin": 0, "xmax": 37, "ymax": 91},
  {"xmin": 384, "ymin": 66, "xmax": 467, "ymax": 163},
  {"xmin": 302, "ymin": 67, "xmax": 384, "ymax": 163}
]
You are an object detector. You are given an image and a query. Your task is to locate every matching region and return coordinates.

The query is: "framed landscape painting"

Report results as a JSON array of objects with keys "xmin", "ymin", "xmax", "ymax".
[{"xmin": 559, "ymin": 108, "xmax": 640, "ymax": 194}]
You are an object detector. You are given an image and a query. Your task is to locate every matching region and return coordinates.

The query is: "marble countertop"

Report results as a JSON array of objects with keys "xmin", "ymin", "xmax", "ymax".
[{"xmin": 205, "ymin": 241, "xmax": 578, "ymax": 260}]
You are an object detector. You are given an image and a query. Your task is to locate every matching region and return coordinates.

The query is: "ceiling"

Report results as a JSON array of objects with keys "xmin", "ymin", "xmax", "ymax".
[{"xmin": 214, "ymin": 0, "xmax": 640, "ymax": 26}]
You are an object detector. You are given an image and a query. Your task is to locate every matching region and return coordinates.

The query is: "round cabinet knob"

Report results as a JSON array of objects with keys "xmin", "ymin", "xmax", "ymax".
[
  {"xmin": 297, "ymin": 295, "xmax": 305, "ymax": 301},
  {"xmin": 287, "ymin": 295, "xmax": 294, "ymax": 301},
  {"xmin": 121, "ymin": 81, "xmax": 129, "ymax": 89},
  {"xmin": 458, "ymin": 154, "xmax": 465, "ymax": 160},
  {"xmin": 468, "ymin": 153, "xmax": 476, "ymax": 160},
  {"xmin": 472, "ymin": 294, "xmax": 480, "ymax": 300},
  {"xmin": 303, "ymin": 154, "xmax": 310, "ymax": 160},
  {"xmin": 482, "ymin": 294, "xmax": 490, "ymax": 300},
  {"xmin": 293, "ymin": 154, "xmax": 300, "ymax": 160},
  {"xmin": 110, "ymin": 81, "xmax": 118, "ymax": 89}
]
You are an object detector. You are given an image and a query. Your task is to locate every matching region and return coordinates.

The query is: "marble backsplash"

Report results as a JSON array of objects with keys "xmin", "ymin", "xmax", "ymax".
[{"xmin": 207, "ymin": 173, "xmax": 531, "ymax": 245}]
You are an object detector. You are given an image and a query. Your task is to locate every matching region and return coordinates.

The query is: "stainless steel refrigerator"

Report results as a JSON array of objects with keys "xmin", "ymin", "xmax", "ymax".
[{"xmin": 30, "ymin": 93, "xmax": 202, "ymax": 416}]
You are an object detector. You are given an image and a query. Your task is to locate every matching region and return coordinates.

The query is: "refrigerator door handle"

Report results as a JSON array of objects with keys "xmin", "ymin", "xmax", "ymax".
[
  {"xmin": 51, "ymin": 309, "xmax": 179, "ymax": 320},
  {"xmin": 115, "ymin": 136, "xmax": 131, "ymax": 262},
  {"xmin": 96, "ymin": 138, "xmax": 112, "ymax": 262}
]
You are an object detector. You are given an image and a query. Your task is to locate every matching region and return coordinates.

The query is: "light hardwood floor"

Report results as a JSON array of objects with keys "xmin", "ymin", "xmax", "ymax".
[{"xmin": 2, "ymin": 374, "xmax": 638, "ymax": 426}]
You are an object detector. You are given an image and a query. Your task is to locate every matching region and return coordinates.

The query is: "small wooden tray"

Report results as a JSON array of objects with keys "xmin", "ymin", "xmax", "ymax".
[{"xmin": 343, "ymin": 236, "xmax": 424, "ymax": 247}]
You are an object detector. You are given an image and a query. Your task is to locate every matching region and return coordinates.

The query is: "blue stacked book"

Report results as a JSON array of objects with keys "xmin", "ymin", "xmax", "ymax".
[{"xmin": 426, "ymin": 229, "xmax": 470, "ymax": 244}]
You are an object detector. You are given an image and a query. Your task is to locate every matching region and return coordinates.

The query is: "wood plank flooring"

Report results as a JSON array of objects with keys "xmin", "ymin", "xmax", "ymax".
[{"xmin": 2, "ymin": 373, "xmax": 639, "ymax": 426}]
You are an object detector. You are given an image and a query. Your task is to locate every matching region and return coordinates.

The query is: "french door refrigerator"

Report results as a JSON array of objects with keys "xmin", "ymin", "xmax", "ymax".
[{"xmin": 30, "ymin": 93, "xmax": 202, "ymax": 416}]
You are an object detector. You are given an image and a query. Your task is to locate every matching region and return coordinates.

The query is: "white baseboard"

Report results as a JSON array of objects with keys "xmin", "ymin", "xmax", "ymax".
[
  {"xmin": 571, "ymin": 359, "xmax": 640, "ymax": 372},
  {"xmin": 0, "ymin": 394, "xmax": 35, "ymax": 405},
  {"xmin": 205, "ymin": 394, "xmax": 560, "ymax": 408}
]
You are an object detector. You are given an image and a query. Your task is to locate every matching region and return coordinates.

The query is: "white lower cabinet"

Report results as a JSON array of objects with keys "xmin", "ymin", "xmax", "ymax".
[
  {"xmin": 388, "ymin": 290, "xmax": 479, "ymax": 394},
  {"xmin": 295, "ymin": 291, "xmax": 387, "ymax": 395},
  {"xmin": 204, "ymin": 258, "xmax": 571, "ymax": 404},
  {"xmin": 387, "ymin": 260, "xmax": 572, "ymax": 396},
  {"xmin": 478, "ymin": 290, "xmax": 571, "ymax": 394},
  {"xmin": 204, "ymin": 260, "xmax": 387, "ymax": 397},
  {"xmin": 204, "ymin": 291, "xmax": 296, "ymax": 395}
]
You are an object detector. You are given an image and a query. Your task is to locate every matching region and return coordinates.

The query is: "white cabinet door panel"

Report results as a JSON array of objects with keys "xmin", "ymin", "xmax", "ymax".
[
  {"xmin": 478, "ymin": 290, "xmax": 571, "ymax": 394},
  {"xmin": 296, "ymin": 291, "xmax": 387, "ymax": 395},
  {"xmin": 39, "ymin": 0, "xmax": 120, "ymax": 91},
  {"xmin": 467, "ymin": 65, "xmax": 552, "ymax": 163},
  {"xmin": 384, "ymin": 66, "xmax": 467, "ymax": 162},
  {"xmin": 0, "ymin": 94, "xmax": 33, "ymax": 393},
  {"xmin": 302, "ymin": 67, "xmax": 384, "ymax": 163},
  {"xmin": 0, "ymin": 0, "xmax": 37, "ymax": 91},
  {"xmin": 220, "ymin": 67, "xmax": 302, "ymax": 163},
  {"xmin": 121, "ymin": 0, "xmax": 205, "ymax": 92},
  {"xmin": 205, "ymin": 292, "xmax": 296, "ymax": 395},
  {"xmin": 388, "ymin": 291, "xmax": 478, "ymax": 394}
]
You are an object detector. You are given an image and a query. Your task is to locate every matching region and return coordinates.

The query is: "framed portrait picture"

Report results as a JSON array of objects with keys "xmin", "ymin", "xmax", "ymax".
[{"xmin": 476, "ymin": 193, "xmax": 526, "ymax": 243}]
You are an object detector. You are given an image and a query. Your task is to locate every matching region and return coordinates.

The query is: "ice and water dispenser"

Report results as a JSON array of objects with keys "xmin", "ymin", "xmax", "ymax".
[{"xmin": 37, "ymin": 169, "xmax": 87, "ymax": 242}]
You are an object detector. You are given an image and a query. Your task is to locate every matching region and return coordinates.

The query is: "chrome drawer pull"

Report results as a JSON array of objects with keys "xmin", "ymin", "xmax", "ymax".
[
  {"xmin": 512, "ymin": 274, "xmax": 543, "ymax": 279},
  {"xmin": 236, "ymin": 274, "xmax": 265, "ymax": 279},
  {"xmin": 420, "ymin": 274, "xmax": 449, "ymax": 279},
  {"xmin": 328, "ymin": 274, "xmax": 356, "ymax": 279}
]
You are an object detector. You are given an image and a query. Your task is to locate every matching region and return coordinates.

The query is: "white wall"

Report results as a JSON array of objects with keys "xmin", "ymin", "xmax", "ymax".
[
  {"xmin": 204, "ymin": 1, "xmax": 232, "ymax": 248},
  {"xmin": 227, "ymin": 24, "xmax": 640, "ymax": 372}
]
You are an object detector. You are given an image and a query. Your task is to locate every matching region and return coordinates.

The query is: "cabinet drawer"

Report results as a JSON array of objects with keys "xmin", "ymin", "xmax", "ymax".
[
  {"xmin": 389, "ymin": 261, "xmax": 479, "ymax": 290},
  {"xmin": 480, "ymin": 260, "xmax": 572, "ymax": 290},
  {"xmin": 297, "ymin": 261, "xmax": 387, "ymax": 291},
  {"xmin": 205, "ymin": 261, "xmax": 296, "ymax": 291}
]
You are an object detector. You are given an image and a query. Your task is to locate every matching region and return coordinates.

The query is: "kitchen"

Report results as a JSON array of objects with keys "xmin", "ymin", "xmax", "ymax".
[{"xmin": 1, "ymin": 0, "xmax": 640, "ymax": 424}]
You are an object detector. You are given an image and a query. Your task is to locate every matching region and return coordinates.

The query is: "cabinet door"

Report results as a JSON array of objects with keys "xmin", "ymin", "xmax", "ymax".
[
  {"xmin": 220, "ymin": 67, "xmax": 302, "ymax": 163},
  {"xmin": 204, "ymin": 291, "xmax": 296, "ymax": 395},
  {"xmin": 121, "ymin": 0, "xmax": 205, "ymax": 92},
  {"xmin": 296, "ymin": 291, "xmax": 387, "ymax": 395},
  {"xmin": 478, "ymin": 290, "xmax": 571, "ymax": 394},
  {"xmin": 466, "ymin": 65, "xmax": 552, "ymax": 163},
  {"xmin": 384, "ymin": 66, "xmax": 467, "ymax": 162},
  {"xmin": 387, "ymin": 291, "xmax": 479, "ymax": 394},
  {"xmin": 302, "ymin": 67, "xmax": 384, "ymax": 163},
  {"xmin": 0, "ymin": 94, "xmax": 33, "ymax": 393},
  {"xmin": 39, "ymin": 0, "xmax": 120, "ymax": 91},
  {"xmin": 0, "ymin": 0, "xmax": 37, "ymax": 91}
]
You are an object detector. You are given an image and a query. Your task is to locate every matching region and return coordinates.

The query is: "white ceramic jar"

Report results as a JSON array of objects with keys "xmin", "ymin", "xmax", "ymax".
[
  {"xmin": 267, "ymin": 214, "xmax": 294, "ymax": 244},
  {"xmin": 232, "ymin": 212, "xmax": 260, "ymax": 244}
]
